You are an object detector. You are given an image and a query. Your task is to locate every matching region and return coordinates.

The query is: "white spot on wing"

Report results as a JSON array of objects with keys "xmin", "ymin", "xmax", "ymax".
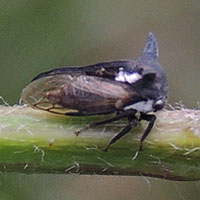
[
  {"xmin": 115, "ymin": 71, "xmax": 126, "ymax": 82},
  {"xmin": 125, "ymin": 73, "xmax": 142, "ymax": 83},
  {"xmin": 115, "ymin": 70, "xmax": 142, "ymax": 84},
  {"xmin": 124, "ymin": 100, "xmax": 154, "ymax": 113}
]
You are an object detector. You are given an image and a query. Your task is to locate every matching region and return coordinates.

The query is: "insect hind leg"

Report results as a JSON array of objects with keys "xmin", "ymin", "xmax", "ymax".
[{"xmin": 74, "ymin": 110, "xmax": 136, "ymax": 136}]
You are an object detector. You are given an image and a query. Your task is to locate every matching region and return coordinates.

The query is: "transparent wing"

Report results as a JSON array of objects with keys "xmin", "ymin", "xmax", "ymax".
[{"xmin": 21, "ymin": 74, "xmax": 140, "ymax": 115}]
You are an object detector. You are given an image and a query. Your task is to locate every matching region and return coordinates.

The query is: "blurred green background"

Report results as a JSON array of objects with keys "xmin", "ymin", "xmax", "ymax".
[{"xmin": 1, "ymin": 0, "xmax": 200, "ymax": 199}]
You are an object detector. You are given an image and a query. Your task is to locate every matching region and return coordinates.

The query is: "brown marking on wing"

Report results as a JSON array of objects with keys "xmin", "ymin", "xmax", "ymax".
[
  {"xmin": 61, "ymin": 75, "xmax": 139, "ymax": 113},
  {"xmin": 21, "ymin": 74, "xmax": 141, "ymax": 115}
]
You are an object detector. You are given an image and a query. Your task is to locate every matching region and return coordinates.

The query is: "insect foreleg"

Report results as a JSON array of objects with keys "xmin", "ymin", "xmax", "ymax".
[{"xmin": 139, "ymin": 113, "xmax": 156, "ymax": 151}]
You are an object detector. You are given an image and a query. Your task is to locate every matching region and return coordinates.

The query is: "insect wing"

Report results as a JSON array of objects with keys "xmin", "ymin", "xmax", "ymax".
[
  {"xmin": 68, "ymin": 75, "xmax": 141, "ymax": 115},
  {"xmin": 21, "ymin": 74, "xmax": 139, "ymax": 115},
  {"xmin": 21, "ymin": 75, "xmax": 78, "ymax": 115}
]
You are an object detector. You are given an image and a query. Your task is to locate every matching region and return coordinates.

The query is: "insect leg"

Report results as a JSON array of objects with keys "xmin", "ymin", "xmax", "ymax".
[
  {"xmin": 139, "ymin": 114, "xmax": 156, "ymax": 151},
  {"xmin": 74, "ymin": 111, "xmax": 134, "ymax": 136},
  {"xmin": 103, "ymin": 119, "xmax": 137, "ymax": 152}
]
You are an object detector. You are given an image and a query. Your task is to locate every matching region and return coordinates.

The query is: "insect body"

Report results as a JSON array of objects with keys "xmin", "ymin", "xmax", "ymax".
[{"xmin": 21, "ymin": 32, "xmax": 168, "ymax": 151}]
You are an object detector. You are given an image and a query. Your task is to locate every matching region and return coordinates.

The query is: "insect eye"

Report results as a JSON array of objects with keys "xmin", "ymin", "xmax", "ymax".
[{"xmin": 153, "ymin": 99, "xmax": 165, "ymax": 111}]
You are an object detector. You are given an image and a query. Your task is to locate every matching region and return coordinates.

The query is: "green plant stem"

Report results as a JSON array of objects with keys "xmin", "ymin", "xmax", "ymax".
[{"xmin": 0, "ymin": 105, "xmax": 200, "ymax": 181}]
